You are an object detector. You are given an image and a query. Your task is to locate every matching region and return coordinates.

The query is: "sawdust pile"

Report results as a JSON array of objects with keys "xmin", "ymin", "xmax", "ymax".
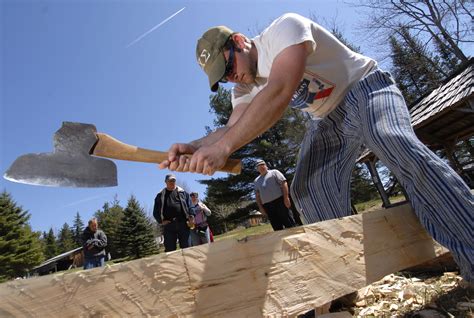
[{"xmin": 351, "ymin": 272, "xmax": 473, "ymax": 317}]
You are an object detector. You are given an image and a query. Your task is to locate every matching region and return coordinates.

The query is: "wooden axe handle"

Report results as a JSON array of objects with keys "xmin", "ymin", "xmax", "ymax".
[{"xmin": 92, "ymin": 133, "xmax": 242, "ymax": 174}]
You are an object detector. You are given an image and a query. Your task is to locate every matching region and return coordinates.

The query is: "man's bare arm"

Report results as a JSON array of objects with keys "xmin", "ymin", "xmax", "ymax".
[
  {"xmin": 190, "ymin": 103, "xmax": 248, "ymax": 149},
  {"xmin": 281, "ymin": 180, "xmax": 291, "ymax": 208},
  {"xmin": 159, "ymin": 103, "xmax": 247, "ymax": 170},
  {"xmin": 255, "ymin": 191, "xmax": 266, "ymax": 215}
]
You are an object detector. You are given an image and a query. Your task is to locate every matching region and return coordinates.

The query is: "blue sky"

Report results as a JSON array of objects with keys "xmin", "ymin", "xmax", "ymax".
[{"xmin": 0, "ymin": 0, "xmax": 404, "ymax": 233}]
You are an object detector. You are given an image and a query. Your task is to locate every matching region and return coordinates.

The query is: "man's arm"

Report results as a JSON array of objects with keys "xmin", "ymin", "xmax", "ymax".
[
  {"xmin": 190, "ymin": 102, "xmax": 246, "ymax": 148},
  {"xmin": 281, "ymin": 180, "xmax": 291, "ymax": 209},
  {"xmin": 185, "ymin": 192, "xmax": 196, "ymax": 216},
  {"xmin": 95, "ymin": 231, "xmax": 107, "ymax": 248},
  {"xmin": 152, "ymin": 195, "xmax": 163, "ymax": 224},
  {"xmin": 188, "ymin": 42, "xmax": 311, "ymax": 175},
  {"xmin": 159, "ymin": 103, "xmax": 247, "ymax": 171},
  {"xmin": 255, "ymin": 190, "xmax": 266, "ymax": 215},
  {"xmin": 200, "ymin": 202, "xmax": 212, "ymax": 216},
  {"xmin": 81, "ymin": 231, "xmax": 90, "ymax": 249}
]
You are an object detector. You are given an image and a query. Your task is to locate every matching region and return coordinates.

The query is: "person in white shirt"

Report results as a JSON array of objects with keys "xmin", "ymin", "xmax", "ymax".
[
  {"xmin": 254, "ymin": 159, "xmax": 296, "ymax": 231},
  {"xmin": 159, "ymin": 13, "xmax": 473, "ymax": 283}
]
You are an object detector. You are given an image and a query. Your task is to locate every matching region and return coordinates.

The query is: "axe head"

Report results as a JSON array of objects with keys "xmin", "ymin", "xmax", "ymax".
[{"xmin": 4, "ymin": 122, "xmax": 117, "ymax": 187}]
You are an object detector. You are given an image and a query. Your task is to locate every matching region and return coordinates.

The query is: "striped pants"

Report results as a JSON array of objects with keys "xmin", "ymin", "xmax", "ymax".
[{"xmin": 291, "ymin": 69, "xmax": 474, "ymax": 282}]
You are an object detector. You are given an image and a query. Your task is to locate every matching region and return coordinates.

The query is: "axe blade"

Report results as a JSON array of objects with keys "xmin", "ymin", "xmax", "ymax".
[
  {"xmin": 4, "ymin": 153, "xmax": 118, "ymax": 188},
  {"xmin": 3, "ymin": 122, "xmax": 118, "ymax": 188}
]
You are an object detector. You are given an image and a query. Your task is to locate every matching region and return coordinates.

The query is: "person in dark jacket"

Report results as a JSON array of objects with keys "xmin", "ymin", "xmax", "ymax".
[
  {"xmin": 153, "ymin": 174, "xmax": 195, "ymax": 252},
  {"xmin": 82, "ymin": 218, "xmax": 107, "ymax": 269}
]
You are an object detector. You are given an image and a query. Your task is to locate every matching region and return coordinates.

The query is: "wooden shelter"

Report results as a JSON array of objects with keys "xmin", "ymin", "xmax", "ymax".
[
  {"xmin": 248, "ymin": 209, "xmax": 264, "ymax": 226},
  {"xmin": 358, "ymin": 59, "xmax": 474, "ymax": 207},
  {"xmin": 30, "ymin": 247, "xmax": 83, "ymax": 276}
]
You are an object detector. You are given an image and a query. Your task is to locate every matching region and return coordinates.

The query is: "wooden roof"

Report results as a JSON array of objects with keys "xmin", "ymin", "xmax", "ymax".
[
  {"xmin": 412, "ymin": 59, "xmax": 474, "ymax": 147},
  {"xmin": 359, "ymin": 59, "xmax": 474, "ymax": 162},
  {"xmin": 31, "ymin": 247, "xmax": 83, "ymax": 272}
]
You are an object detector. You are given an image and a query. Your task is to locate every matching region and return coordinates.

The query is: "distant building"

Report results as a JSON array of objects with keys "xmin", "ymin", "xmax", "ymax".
[
  {"xmin": 31, "ymin": 247, "xmax": 83, "ymax": 276},
  {"xmin": 248, "ymin": 210, "xmax": 264, "ymax": 227}
]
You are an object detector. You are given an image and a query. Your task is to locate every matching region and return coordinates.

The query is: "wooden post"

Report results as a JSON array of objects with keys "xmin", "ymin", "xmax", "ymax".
[
  {"xmin": 443, "ymin": 141, "xmax": 464, "ymax": 175},
  {"xmin": 365, "ymin": 159, "xmax": 391, "ymax": 207},
  {"xmin": 0, "ymin": 204, "xmax": 448, "ymax": 317}
]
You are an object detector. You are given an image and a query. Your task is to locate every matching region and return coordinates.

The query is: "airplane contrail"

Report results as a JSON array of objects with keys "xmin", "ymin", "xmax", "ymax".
[
  {"xmin": 62, "ymin": 194, "xmax": 110, "ymax": 208},
  {"xmin": 126, "ymin": 7, "xmax": 186, "ymax": 48}
]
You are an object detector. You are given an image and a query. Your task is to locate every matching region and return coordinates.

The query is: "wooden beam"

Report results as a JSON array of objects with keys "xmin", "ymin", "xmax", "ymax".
[{"xmin": 0, "ymin": 204, "xmax": 448, "ymax": 317}]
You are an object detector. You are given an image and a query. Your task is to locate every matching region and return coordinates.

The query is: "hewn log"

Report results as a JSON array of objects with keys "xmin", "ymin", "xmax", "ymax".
[{"xmin": 0, "ymin": 204, "xmax": 448, "ymax": 317}]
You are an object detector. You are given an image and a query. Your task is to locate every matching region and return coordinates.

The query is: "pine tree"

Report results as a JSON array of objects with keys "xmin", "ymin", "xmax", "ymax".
[
  {"xmin": 0, "ymin": 191, "xmax": 44, "ymax": 282},
  {"xmin": 390, "ymin": 27, "xmax": 444, "ymax": 106},
  {"xmin": 57, "ymin": 223, "xmax": 75, "ymax": 253},
  {"xmin": 72, "ymin": 212, "xmax": 84, "ymax": 247},
  {"xmin": 94, "ymin": 196, "xmax": 124, "ymax": 259},
  {"xmin": 43, "ymin": 228, "xmax": 58, "ymax": 259},
  {"xmin": 350, "ymin": 163, "xmax": 378, "ymax": 204},
  {"xmin": 117, "ymin": 195, "xmax": 158, "ymax": 259},
  {"xmin": 433, "ymin": 36, "xmax": 462, "ymax": 75}
]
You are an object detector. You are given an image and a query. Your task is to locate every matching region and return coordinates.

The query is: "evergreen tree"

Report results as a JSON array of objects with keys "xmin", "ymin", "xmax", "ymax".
[
  {"xmin": 57, "ymin": 222, "xmax": 75, "ymax": 253},
  {"xmin": 432, "ymin": 36, "xmax": 462, "ymax": 75},
  {"xmin": 117, "ymin": 195, "xmax": 158, "ymax": 259},
  {"xmin": 72, "ymin": 212, "xmax": 84, "ymax": 247},
  {"xmin": 350, "ymin": 163, "xmax": 378, "ymax": 205},
  {"xmin": 94, "ymin": 196, "xmax": 124, "ymax": 259},
  {"xmin": 389, "ymin": 27, "xmax": 445, "ymax": 105},
  {"xmin": 43, "ymin": 228, "xmax": 58, "ymax": 259},
  {"xmin": 0, "ymin": 191, "xmax": 44, "ymax": 282}
]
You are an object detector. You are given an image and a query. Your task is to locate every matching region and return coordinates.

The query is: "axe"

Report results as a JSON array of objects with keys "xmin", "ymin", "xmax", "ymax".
[{"xmin": 4, "ymin": 122, "xmax": 242, "ymax": 188}]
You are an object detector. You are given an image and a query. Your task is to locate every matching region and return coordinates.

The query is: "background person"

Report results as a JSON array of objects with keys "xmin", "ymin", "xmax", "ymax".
[
  {"xmin": 82, "ymin": 218, "xmax": 107, "ymax": 269},
  {"xmin": 254, "ymin": 159, "xmax": 296, "ymax": 231},
  {"xmin": 153, "ymin": 174, "xmax": 195, "ymax": 252},
  {"xmin": 189, "ymin": 192, "xmax": 212, "ymax": 245}
]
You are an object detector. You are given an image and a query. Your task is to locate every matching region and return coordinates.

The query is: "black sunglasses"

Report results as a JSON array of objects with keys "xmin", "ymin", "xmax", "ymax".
[{"xmin": 219, "ymin": 45, "xmax": 235, "ymax": 83}]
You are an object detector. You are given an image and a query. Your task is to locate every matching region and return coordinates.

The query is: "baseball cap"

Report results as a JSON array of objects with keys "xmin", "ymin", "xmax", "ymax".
[
  {"xmin": 196, "ymin": 26, "xmax": 233, "ymax": 92},
  {"xmin": 256, "ymin": 159, "xmax": 266, "ymax": 167},
  {"xmin": 165, "ymin": 174, "xmax": 176, "ymax": 182}
]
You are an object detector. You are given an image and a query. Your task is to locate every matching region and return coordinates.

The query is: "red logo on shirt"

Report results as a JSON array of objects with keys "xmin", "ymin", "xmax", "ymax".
[{"xmin": 290, "ymin": 72, "xmax": 335, "ymax": 109}]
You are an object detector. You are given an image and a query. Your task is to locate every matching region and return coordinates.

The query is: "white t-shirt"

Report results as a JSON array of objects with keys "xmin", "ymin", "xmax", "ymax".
[{"xmin": 232, "ymin": 13, "xmax": 376, "ymax": 118}]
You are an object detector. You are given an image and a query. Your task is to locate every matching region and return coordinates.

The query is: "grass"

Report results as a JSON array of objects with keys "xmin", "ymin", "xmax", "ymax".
[
  {"xmin": 354, "ymin": 194, "xmax": 407, "ymax": 213},
  {"xmin": 214, "ymin": 223, "xmax": 274, "ymax": 241}
]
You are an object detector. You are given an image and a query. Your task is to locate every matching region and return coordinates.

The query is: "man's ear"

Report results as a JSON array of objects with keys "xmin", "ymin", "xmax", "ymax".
[{"xmin": 231, "ymin": 33, "xmax": 246, "ymax": 50}]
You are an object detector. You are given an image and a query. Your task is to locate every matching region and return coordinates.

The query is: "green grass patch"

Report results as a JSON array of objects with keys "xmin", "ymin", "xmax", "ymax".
[
  {"xmin": 214, "ymin": 223, "xmax": 273, "ymax": 241},
  {"xmin": 355, "ymin": 194, "xmax": 407, "ymax": 213}
]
